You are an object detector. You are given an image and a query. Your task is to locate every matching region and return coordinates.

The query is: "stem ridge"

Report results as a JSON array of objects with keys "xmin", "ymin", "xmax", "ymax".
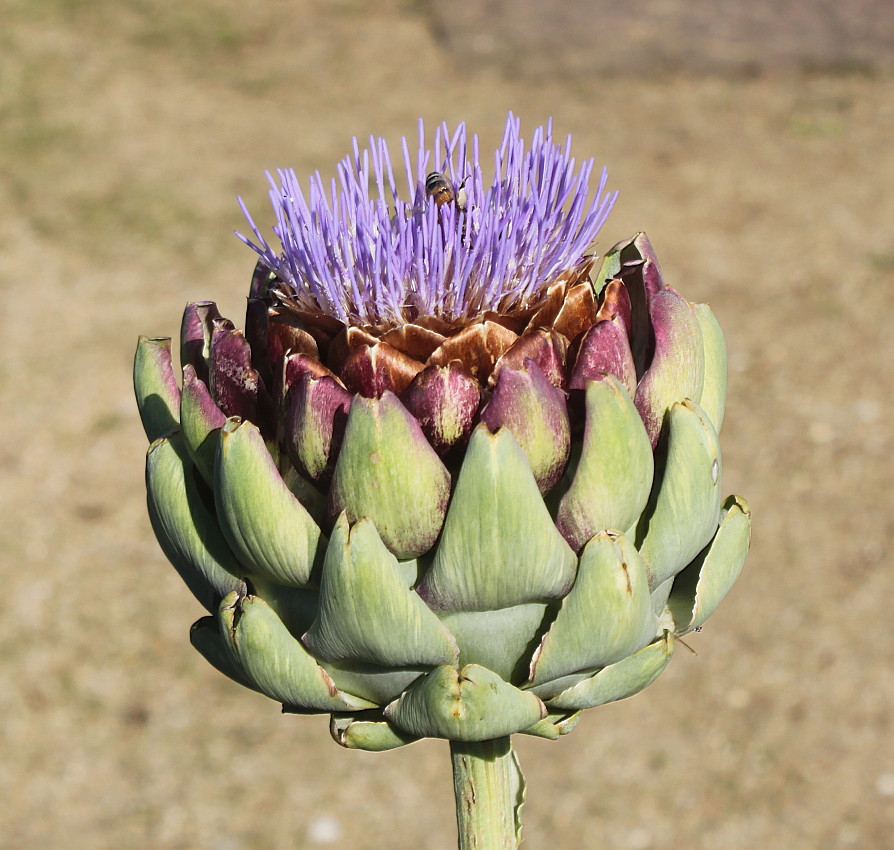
[{"xmin": 450, "ymin": 737, "xmax": 524, "ymax": 849}]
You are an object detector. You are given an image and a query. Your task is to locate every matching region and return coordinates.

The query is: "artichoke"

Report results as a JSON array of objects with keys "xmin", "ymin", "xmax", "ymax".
[{"xmin": 135, "ymin": 114, "xmax": 749, "ymax": 843}]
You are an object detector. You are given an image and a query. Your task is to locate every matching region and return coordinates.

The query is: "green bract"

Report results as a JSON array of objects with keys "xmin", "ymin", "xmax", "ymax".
[{"xmin": 135, "ymin": 232, "xmax": 750, "ymax": 750}]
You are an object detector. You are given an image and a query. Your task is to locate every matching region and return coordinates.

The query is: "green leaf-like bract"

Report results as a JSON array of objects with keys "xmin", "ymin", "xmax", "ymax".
[
  {"xmin": 218, "ymin": 592, "xmax": 374, "ymax": 712},
  {"xmin": 418, "ymin": 424, "xmax": 577, "ymax": 611},
  {"xmin": 303, "ymin": 514, "xmax": 458, "ymax": 667},
  {"xmin": 636, "ymin": 400, "xmax": 722, "ymax": 588},
  {"xmin": 668, "ymin": 495, "xmax": 751, "ymax": 634},
  {"xmin": 545, "ymin": 632, "xmax": 676, "ymax": 711},
  {"xmin": 557, "ymin": 376, "xmax": 654, "ymax": 552},
  {"xmin": 146, "ymin": 433, "xmax": 243, "ymax": 613},
  {"xmin": 134, "ymin": 336, "xmax": 180, "ymax": 442},
  {"xmin": 328, "ymin": 393, "xmax": 451, "ymax": 560},
  {"xmin": 384, "ymin": 665, "xmax": 547, "ymax": 741},
  {"xmin": 215, "ymin": 418, "xmax": 323, "ymax": 587},
  {"xmin": 528, "ymin": 531, "xmax": 656, "ymax": 686}
]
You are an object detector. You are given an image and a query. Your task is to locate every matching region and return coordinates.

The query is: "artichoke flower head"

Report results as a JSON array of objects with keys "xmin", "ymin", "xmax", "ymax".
[{"xmin": 135, "ymin": 113, "xmax": 750, "ymax": 750}]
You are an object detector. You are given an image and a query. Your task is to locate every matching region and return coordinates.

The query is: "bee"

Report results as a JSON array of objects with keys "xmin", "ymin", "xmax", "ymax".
[
  {"xmin": 425, "ymin": 171, "xmax": 456, "ymax": 208},
  {"xmin": 425, "ymin": 171, "xmax": 468, "ymax": 212}
]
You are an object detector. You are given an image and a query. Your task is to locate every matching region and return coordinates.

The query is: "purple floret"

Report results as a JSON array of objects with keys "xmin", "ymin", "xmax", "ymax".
[{"xmin": 237, "ymin": 113, "xmax": 617, "ymax": 327}]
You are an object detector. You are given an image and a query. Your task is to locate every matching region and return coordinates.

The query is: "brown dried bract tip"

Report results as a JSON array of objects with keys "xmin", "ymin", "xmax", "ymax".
[
  {"xmin": 489, "ymin": 328, "xmax": 569, "ymax": 390},
  {"xmin": 479, "ymin": 310, "xmax": 528, "ymax": 336},
  {"xmin": 523, "ymin": 282, "xmax": 566, "ymax": 331},
  {"xmin": 426, "ymin": 320, "xmax": 519, "ymax": 383},
  {"xmin": 263, "ymin": 255, "xmax": 610, "ymax": 394},
  {"xmin": 270, "ymin": 294, "xmax": 345, "ymax": 349},
  {"xmin": 595, "ymin": 278, "xmax": 632, "ymax": 329},
  {"xmin": 412, "ymin": 315, "xmax": 455, "ymax": 335},
  {"xmin": 268, "ymin": 320, "xmax": 319, "ymax": 362},
  {"xmin": 326, "ymin": 326, "xmax": 380, "ymax": 373},
  {"xmin": 381, "ymin": 324, "xmax": 446, "ymax": 363},
  {"xmin": 552, "ymin": 283, "xmax": 598, "ymax": 343},
  {"xmin": 340, "ymin": 341, "xmax": 425, "ymax": 398}
]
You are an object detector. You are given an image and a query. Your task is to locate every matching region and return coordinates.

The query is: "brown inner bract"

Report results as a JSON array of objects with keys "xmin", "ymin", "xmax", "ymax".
[{"xmin": 265, "ymin": 256, "xmax": 599, "ymax": 398}]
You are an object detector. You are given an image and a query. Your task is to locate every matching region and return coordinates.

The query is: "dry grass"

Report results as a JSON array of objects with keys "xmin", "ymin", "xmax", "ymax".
[{"xmin": 2, "ymin": 1, "xmax": 893, "ymax": 847}]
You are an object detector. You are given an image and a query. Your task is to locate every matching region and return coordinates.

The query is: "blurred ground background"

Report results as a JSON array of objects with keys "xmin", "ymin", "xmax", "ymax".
[{"xmin": 2, "ymin": 1, "xmax": 893, "ymax": 848}]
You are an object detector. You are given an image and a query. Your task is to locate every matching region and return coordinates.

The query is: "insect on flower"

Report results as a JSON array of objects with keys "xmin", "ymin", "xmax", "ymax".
[
  {"xmin": 425, "ymin": 171, "xmax": 456, "ymax": 208},
  {"xmin": 425, "ymin": 170, "xmax": 469, "ymax": 214}
]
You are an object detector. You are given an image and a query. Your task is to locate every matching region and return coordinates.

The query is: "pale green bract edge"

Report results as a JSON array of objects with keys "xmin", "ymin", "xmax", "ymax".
[
  {"xmin": 218, "ymin": 592, "xmax": 374, "ymax": 712},
  {"xmin": 419, "ymin": 424, "xmax": 577, "ymax": 611},
  {"xmin": 636, "ymin": 399, "xmax": 722, "ymax": 588},
  {"xmin": 528, "ymin": 530, "xmax": 656, "ymax": 686},
  {"xmin": 134, "ymin": 336, "xmax": 180, "ymax": 442},
  {"xmin": 668, "ymin": 495, "xmax": 752, "ymax": 634},
  {"xmin": 384, "ymin": 664, "xmax": 547, "ymax": 742},
  {"xmin": 692, "ymin": 302, "xmax": 728, "ymax": 434},
  {"xmin": 557, "ymin": 375, "xmax": 654, "ymax": 552},
  {"xmin": 145, "ymin": 433, "xmax": 243, "ymax": 612},
  {"xmin": 329, "ymin": 712, "xmax": 420, "ymax": 751},
  {"xmin": 215, "ymin": 418, "xmax": 323, "ymax": 587},
  {"xmin": 544, "ymin": 632, "xmax": 676, "ymax": 711},
  {"xmin": 302, "ymin": 514, "xmax": 458, "ymax": 667}
]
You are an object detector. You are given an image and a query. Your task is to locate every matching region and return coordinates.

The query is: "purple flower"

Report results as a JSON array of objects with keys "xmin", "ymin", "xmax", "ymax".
[{"xmin": 237, "ymin": 113, "xmax": 617, "ymax": 327}]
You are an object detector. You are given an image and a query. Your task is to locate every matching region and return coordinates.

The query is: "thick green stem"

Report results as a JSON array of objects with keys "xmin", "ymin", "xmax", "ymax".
[{"xmin": 450, "ymin": 737, "xmax": 524, "ymax": 850}]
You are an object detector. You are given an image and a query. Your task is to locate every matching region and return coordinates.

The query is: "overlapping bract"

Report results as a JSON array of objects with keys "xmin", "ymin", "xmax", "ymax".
[{"xmin": 135, "ymin": 233, "xmax": 750, "ymax": 750}]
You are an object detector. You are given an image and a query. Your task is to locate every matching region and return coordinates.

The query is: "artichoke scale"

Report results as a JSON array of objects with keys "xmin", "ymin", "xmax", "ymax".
[
  {"xmin": 636, "ymin": 400, "xmax": 723, "ymax": 589},
  {"xmin": 438, "ymin": 602, "xmax": 553, "ymax": 683},
  {"xmin": 384, "ymin": 664, "xmax": 547, "ymax": 742},
  {"xmin": 634, "ymin": 288, "xmax": 706, "ymax": 446},
  {"xmin": 521, "ymin": 710, "xmax": 582, "ymax": 740},
  {"xmin": 218, "ymin": 592, "xmax": 374, "ymax": 712},
  {"xmin": 145, "ymin": 433, "xmax": 244, "ymax": 612},
  {"xmin": 527, "ymin": 531, "xmax": 656, "ymax": 688},
  {"xmin": 568, "ymin": 316, "xmax": 637, "ymax": 397},
  {"xmin": 556, "ymin": 376, "xmax": 654, "ymax": 553},
  {"xmin": 190, "ymin": 616, "xmax": 257, "ymax": 692},
  {"xmin": 134, "ymin": 336, "xmax": 180, "ymax": 443},
  {"xmin": 214, "ymin": 418, "xmax": 323, "ymax": 588},
  {"xmin": 417, "ymin": 424, "xmax": 577, "ymax": 612},
  {"xmin": 179, "ymin": 364, "xmax": 226, "ymax": 485},
  {"xmin": 668, "ymin": 495, "xmax": 751, "ymax": 635},
  {"xmin": 284, "ymin": 372, "xmax": 352, "ymax": 482},
  {"xmin": 480, "ymin": 362, "xmax": 571, "ymax": 493},
  {"xmin": 329, "ymin": 711, "xmax": 419, "ymax": 751},
  {"xmin": 179, "ymin": 300, "xmax": 221, "ymax": 382},
  {"xmin": 692, "ymin": 302, "xmax": 728, "ymax": 435},
  {"xmin": 302, "ymin": 514, "xmax": 458, "ymax": 667},
  {"xmin": 319, "ymin": 661, "xmax": 429, "ymax": 705},
  {"xmin": 328, "ymin": 392, "xmax": 451, "ymax": 560},
  {"xmin": 545, "ymin": 631, "xmax": 676, "ymax": 712}
]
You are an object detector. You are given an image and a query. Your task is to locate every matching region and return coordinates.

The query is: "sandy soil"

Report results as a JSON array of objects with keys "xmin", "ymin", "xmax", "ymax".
[{"xmin": 2, "ymin": 1, "xmax": 893, "ymax": 848}]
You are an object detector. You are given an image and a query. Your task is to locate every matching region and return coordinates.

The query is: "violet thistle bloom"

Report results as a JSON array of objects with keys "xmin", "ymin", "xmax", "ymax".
[
  {"xmin": 134, "ymin": 113, "xmax": 750, "ymax": 849},
  {"xmin": 236, "ymin": 114, "xmax": 616, "ymax": 326}
]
